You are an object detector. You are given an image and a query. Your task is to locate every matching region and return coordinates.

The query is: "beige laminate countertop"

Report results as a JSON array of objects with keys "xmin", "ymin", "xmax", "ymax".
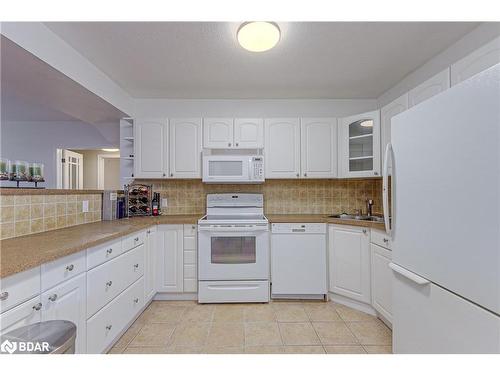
[{"xmin": 0, "ymin": 215, "xmax": 201, "ymax": 279}]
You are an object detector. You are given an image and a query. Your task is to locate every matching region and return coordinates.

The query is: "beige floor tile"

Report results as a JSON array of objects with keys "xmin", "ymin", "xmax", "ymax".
[
  {"xmin": 213, "ymin": 304, "xmax": 245, "ymax": 322},
  {"xmin": 363, "ymin": 345, "xmax": 393, "ymax": 354},
  {"xmin": 112, "ymin": 322, "xmax": 143, "ymax": 348},
  {"xmin": 324, "ymin": 345, "xmax": 366, "ymax": 354},
  {"xmin": 279, "ymin": 322, "xmax": 321, "ymax": 345},
  {"xmin": 283, "ymin": 346, "xmax": 326, "ymax": 354},
  {"xmin": 273, "ymin": 304, "xmax": 309, "ymax": 322},
  {"xmin": 165, "ymin": 346, "xmax": 204, "ymax": 354},
  {"xmin": 335, "ymin": 304, "xmax": 377, "ymax": 322},
  {"xmin": 123, "ymin": 346, "xmax": 169, "ymax": 354},
  {"xmin": 203, "ymin": 346, "xmax": 245, "ymax": 354},
  {"xmin": 245, "ymin": 345, "xmax": 285, "ymax": 354},
  {"xmin": 245, "ymin": 322, "xmax": 282, "ymax": 346},
  {"xmin": 243, "ymin": 304, "xmax": 276, "ymax": 322},
  {"xmin": 107, "ymin": 346, "xmax": 125, "ymax": 354},
  {"xmin": 129, "ymin": 323, "xmax": 177, "ymax": 347},
  {"xmin": 182, "ymin": 304, "xmax": 215, "ymax": 322},
  {"xmin": 312, "ymin": 321, "xmax": 359, "ymax": 345},
  {"xmin": 142, "ymin": 303, "xmax": 188, "ymax": 323},
  {"xmin": 303, "ymin": 303, "xmax": 342, "ymax": 322},
  {"xmin": 169, "ymin": 322, "xmax": 210, "ymax": 347},
  {"xmin": 347, "ymin": 321, "xmax": 392, "ymax": 345},
  {"xmin": 207, "ymin": 322, "xmax": 245, "ymax": 347}
]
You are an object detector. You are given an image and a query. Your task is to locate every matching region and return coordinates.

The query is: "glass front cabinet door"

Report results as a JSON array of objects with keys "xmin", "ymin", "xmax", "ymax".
[{"xmin": 339, "ymin": 110, "xmax": 381, "ymax": 178}]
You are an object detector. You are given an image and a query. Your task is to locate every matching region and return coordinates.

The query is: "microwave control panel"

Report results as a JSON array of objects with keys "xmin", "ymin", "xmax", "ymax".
[{"xmin": 252, "ymin": 157, "xmax": 264, "ymax": 179}]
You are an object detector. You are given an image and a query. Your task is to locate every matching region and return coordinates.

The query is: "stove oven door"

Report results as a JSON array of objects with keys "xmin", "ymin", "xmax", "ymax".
[{"xmin": 198, "ymin": 225, "xmax": 269, "ymax": 281}]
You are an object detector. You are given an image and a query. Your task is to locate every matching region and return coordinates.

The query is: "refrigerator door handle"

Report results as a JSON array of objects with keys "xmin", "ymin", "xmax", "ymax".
[
  {"xmin": 383, "ymin": 143, "xmax": 393, "ymax": 236},
  {"xmin": 389, "ymin": 263, "xmax": 430, "ymax": 285}
]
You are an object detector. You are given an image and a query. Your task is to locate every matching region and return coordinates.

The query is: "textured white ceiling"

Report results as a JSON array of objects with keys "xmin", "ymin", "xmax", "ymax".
[{"xmin": 44, "ymin": 22, "xmax": 479, "ymax": 99}]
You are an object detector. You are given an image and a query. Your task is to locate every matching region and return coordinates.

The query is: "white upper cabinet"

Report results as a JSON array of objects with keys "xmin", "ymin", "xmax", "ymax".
[
  {"xmin": 264, "ymin": 118, "xmax": 301, "ymax": 178},
  {"xmin": 451, "ymin": 36, "xmax": 500, "ymax": 86},
  {"xmin": 408, "ymin": 69, "xmax": 450, "ymax": 108},
  {"xmin": 381, "ymin": 93, "xmax": 408, "ymax": 161},
  {"xmin": 339, "ymin": 110, "xmax": 381, "ymax": 178},
  {"xmin": 203, "ymin": 118, "xmax": 234, "ymax": 148},
  {"xmin": 134, "ymin": 119, "xmax": 168, "ymax": 178},
  {"xmin": 300, "ymin": 118, "xmax": 338, "ymax": 178},
  {"xmin": 169, "ymin": 118, "xmax": 202, "ymax": 178},
  {"xmin": 234, "ymin": 118, "xmax": 264, "ymax": 148}
]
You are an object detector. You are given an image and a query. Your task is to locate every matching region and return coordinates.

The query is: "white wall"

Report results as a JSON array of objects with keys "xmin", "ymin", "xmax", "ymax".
[
  {"xmin": 0, "ymin": 121, "xmax": 119, "ymax": 188},
  {"xmin": 134, "ymin": 99, "xmax": 378, "ymax": 118},
  {"xmin": 71, "ymin": 149, "xmax": 120, "ymax": 190},
  {"xmin": 378, "ymin": 23, "xmax": 500, "ymax": 107}
]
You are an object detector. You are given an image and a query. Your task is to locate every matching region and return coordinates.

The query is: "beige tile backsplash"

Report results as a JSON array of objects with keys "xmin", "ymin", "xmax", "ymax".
[
  {"xmin": 0, "ymin": 194, "xmax": 102, "ymax": 240},
  {"xmin": 138, "ymin": 178, "xmax": 382, "ymax": 216}
]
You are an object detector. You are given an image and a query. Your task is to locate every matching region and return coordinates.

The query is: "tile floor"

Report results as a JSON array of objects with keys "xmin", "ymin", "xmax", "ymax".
[{"xmin": 108, "ymin": 300, "xmax": 392, "ymax": 354}]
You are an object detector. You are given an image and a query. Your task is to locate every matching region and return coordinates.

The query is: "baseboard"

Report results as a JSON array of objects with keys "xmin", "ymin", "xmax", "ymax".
[
  {"xmin": 271, "ymin": 294, "xmax": 327, "ymax": 300},
  {"xmin": 154, "ymin": 292, "xmax": 198, "ymax": 301},
  {"xmin": 329, "ymin": 292, "xmax": 377, "ymax": 316}
]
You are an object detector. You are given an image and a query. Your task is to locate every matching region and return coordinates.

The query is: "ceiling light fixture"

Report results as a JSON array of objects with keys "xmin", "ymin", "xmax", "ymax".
[
  {"xmin": 237, "ymin": 22, "xmax": 280, "ymax": 52},
  {"xmin": 102, "ymin": 148, "xmax": 119, "ymax": 152}
]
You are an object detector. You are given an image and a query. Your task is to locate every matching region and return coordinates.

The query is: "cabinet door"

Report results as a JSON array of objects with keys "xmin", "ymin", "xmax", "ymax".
[
  {"xmin": 370, "ymin": 244, "xmax": 392, "ymax": 324},
  {"xmin": 157, "ymin": 225, "xmax": 184, "ymax": 293},
  {"xmin": 234, "ymin": 118, "xmax": 264, "ymax": 148},
  {"xmin": 451, "ymin": 36, "xmax": 500, "ymax": 86},
  {"xmin": 380, "ymin": 93, "xmax": 408, "ymax": 163},
  {"xmin": 0, "ymin": 296, "xmax": 41, "ymax": 336},
  {"xmin": 134, "ymin": 119, "xmax": 167, "ymax": 178},
  {"xmin": 264, "ymin": 118, "xmax": 301, "ymax": 178},
  {"xmin": 41, "ymin": 273, "xmax": 86, "ymax": 353},
  {"xmin": 169, "ymin": 118, "xmax": 202, "ymax": 178},
  {"xmin": 408, "ymin": 69, "xmax": 450, "ymax": 108},
  {"xmin": 203, "ymin": 118, "xmax": 234, "ymax": 148},
  {"xmin": 144, "ymin": 227, "xmax": 157, "ymax": 302},
  {"xmin": 328, "ymin": 225, "xmax": 371, "ymax": 303},
  {"xmin": 339, "ymin": 110, "xmax": 381, "ymax": 178},
  {"xmin": 300, "ymin": 118, "xmax": 337, "ymax": 178},
  {"xmin": 183, "ymin": 224, "xmax": 198, "ymax": 293}
]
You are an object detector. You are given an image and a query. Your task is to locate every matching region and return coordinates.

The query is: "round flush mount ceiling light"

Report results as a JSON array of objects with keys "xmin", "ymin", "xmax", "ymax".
[{"xmin": 237, "ymin": 22, "xmax": 280, "ymax": 52}]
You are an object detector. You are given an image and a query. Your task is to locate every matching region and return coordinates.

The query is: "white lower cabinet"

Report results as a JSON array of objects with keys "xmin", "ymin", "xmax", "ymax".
[
  {"xmin": 0, "ymin": 295, "xmax": 41, "ymax": 335},
  {"xmin": 183, "ymin": 224, "xmax": 197, "ymax": 293},
  {"xmin": 157, "ymin": 225, "xmax": 184, "ymax": 293},
  {"xmin": 86, "ymin": 277, "xmax": 144, "ymax": 354},
  {"xmin": 41, "ymin": 273, "xmax": 87, "ymax": 353},
  {"xmin": 370, "ymin": 243, "xmax": 392, "ymax": 324},
  {"xmin": 328, "ymin": 225, "xmax": 371, "ymax": 304},
  {"xmin": 144, "ymin": 227, "xmax": 157, "ymax": 302}
]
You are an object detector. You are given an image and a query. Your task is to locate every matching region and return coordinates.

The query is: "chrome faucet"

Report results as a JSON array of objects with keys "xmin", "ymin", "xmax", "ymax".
[{"xmin": 366, "ymin": 199, "xmax": 374, "ymax": 217}]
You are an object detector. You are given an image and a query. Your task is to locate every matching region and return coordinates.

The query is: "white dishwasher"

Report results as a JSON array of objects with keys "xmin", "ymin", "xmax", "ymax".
[{"xmin": 271, "ymin": 223, "xmax": 327, "ymax": 299}]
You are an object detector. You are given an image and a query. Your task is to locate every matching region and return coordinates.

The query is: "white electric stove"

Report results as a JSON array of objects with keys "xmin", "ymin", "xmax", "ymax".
[{"xmin": 197, "ymin": 194, "xmax": 270, "ymax": 303}]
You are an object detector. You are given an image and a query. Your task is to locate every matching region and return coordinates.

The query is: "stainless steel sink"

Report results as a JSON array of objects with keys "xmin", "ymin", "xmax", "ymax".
[{"xmin": 329, "ymin": 214, "xmax": 384, "ymax": 222}]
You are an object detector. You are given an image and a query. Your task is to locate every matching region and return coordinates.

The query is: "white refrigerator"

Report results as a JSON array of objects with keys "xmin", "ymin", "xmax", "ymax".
[{"xmin": 384, "ymin": 63, "xmax": 500, "ymax": 353}]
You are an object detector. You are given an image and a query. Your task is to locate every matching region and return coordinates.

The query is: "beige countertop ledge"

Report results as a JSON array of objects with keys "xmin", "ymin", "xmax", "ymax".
[
  {"xmin": 0, "ymin": 188, "xmax": 105, "ymax": 195},
  {"xmin": 0, "ymin": 214, "xmax": 385, "ymax": 279}
]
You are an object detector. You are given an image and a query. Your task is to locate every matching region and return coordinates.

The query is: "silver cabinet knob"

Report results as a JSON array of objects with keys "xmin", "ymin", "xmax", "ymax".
[
  {"xmin": 106, "ymin": 281, "xmax": 113, "ymax": 287},
  {"xmin": 162, "ymin": 173, "xmax": 166, "ymax": 177},
  {"xmin": 66, "ymin": 264, "xmax": 74, "ymax": 271},
  {"xmin": 33, "ymin": 303, "xmax": 42, "ymax": 311},
  {"xmin": 48, "ymin": 294, "xmax": 58, "ymax": 302},
  {"xmin": 0, "ymin": 291, "xmax": 9, "ymax": 301},
  {"xmin": 106, "ymin": 325, "xmax": 112, "ymax": 330},
  {"xmin": 133, "ymin": 263, "xmax": 139, "ymax": 269},
  {"xmin": 374, "ymin": 172, "xmax": 379, "ymax": 176},
  {"xmin": 383, "ymin": 238, "xmax": 389, "ymax": 243},
  {"xmin": 362, "ymin": 229, "xmax": 367, "ymax": 234},
  {"xmin": 133, "ymin": 298, "xmax": 139, "ymax": 303},
  {"xmin": 147, "ymin": 230, "xmax": 151, "ymax": 234},
  {"xmin": 107, "ymin": 248, "xmax": 113, "ymax": 254},
  {"xmin": 296, "ymin": 173, "xmax": 299, "ymax": 177},
  {"xmin": 170, "ymin": 173, "xmax": 173, "ymax": 177},
  {"xmin": 191, "ymin": 225, "xmax": 195, "ymax": 230},
  {"xmin": 304, "ymin": 173, "xmax": 307, "ymax": 177},
  {"xmin": 134, "ymin": 237, "xmax": 139, "ymax": 242},
  {"xmin": 228, "ymin": 142, "xmax": 231, "ymax": 147},
  {"xmin": 235, "ymin": 143, "xmax": 239, "ymax": 147}
]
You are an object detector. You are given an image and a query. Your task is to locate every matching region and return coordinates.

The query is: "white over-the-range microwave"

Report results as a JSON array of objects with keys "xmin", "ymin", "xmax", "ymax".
[{"xmin": 202, "ymin": 154, "xmax": 264, "ymax": 184}]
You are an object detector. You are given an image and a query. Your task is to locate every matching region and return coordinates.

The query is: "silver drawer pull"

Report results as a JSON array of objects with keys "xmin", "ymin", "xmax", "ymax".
[
  {"xmin": 134, "ymin": 237, "xmax": 139, "ymax": 242},
  {"xmin": 106, "ymin": 281, "xmax": 113, "ymax": 287},
  {"xmin": 66, "ymin": 264, "xmax": 74, "ymax": 271},
  {"xmin": 107, "ymin": 248, "xmax": 113, "ymax": 254},
  {"xmin": 0, "ymin": 291, "xmax": 8, "ymax": 301},
  {"xmin": 48, "ymin": 294, "xmax": 58, "ymax": 302},
  {"xmin": 133, "ymin": 298, "xmax": 139, "ymax": 303},
  {"xmin": 383, "ymin": 238, "xmax": 389, "ymax": 243},
  {"xmin": 106, "ymin": 325, "xmax": 112, "ymax": 330},
  {"xmin": 33, "ymin": 303, "xmax": 42, "ymax": 311},
  {"xmin": 133, "ymin": 263, "xmax": 139, "ymax": 269}
]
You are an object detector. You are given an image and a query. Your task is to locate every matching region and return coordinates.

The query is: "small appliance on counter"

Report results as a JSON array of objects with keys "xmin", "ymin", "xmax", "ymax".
[{"xmin": 125, "ymin": 183, "xmax": 152, "ymax": 217}]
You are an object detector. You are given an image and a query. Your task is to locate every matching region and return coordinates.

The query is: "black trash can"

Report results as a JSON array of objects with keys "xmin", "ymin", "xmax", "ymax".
[{"xmin": 0, "ymin": 320, "xmax": 76, "ymax": 354}]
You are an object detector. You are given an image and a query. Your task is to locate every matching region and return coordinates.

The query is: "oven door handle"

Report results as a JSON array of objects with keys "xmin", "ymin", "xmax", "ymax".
[{"xmin": 198, "ymin": 226, "xmax": 269, "ymax": 232}]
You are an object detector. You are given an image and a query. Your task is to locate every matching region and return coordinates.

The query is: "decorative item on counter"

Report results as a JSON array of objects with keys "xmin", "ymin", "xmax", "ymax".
[
  {"xmin": 28, "ymin": 162, "xmax": 45, "ymax": 182},
  {"xmin": 152, "ymin": 192, "xmax": 160, "ymax": 216},
  {"xmin": 102, "ymin": 191, "xmax": 118, "ymax": 221},
  {"xmin": 0, "ymin": 158, "xmax": 10, "ymax": 180},
  {"xmin": 10, "ymin": 160, "xmax": 29, "ymax": 181},
  {"xmin": 125, "ymin": 184, "xmax": 152, "ymax": 217}
]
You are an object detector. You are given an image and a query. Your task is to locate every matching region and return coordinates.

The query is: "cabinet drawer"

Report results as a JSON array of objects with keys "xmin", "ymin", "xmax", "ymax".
[
  {"xmin": 183, "ymin": 236, "xmax": 196, "ymax": 250},
  {"xmin": 371, "ymin": 229, "xmax": 392, "ymax": 250},
  {"xmin": 198, "ymin": 280, "xmax": 269, "ymax": 303},
  {"xmin": 87, "ymin": 239, "xmax": 123, "ymax": 269},
  {"xmin": 0, "ymin": 295, "xmax": 41, "ymax": 335},
  {"xmin": 86, "ymin": 277, "xmax": 144, "ymax": 354},
  {"xmin": 183, "ymin": 264, "xmax": 197, "ymax": 279},
  {"xmin": 122, "ymin": 231, "xmax": 145, "ymax": 251},
  {"xmin": 184, "ymin": 250, "xmax": 196, "ymax": 265},
  {"xmin": 41, "ymin": 251, "xmax": 86, "ymax": 292},
  {"xmin": 87, "ymin": 244, "xmax": 144, "ymax": 318},
  {"xmin": 1, "ymin": 267, "xmax": 40, "ymax": 314},
  {"xmin": 183, "ymin": 279, "xmax": 197, "ymax": 293},
  {"xmin": 183, "ymin": 224, "xmax": 197, "ymax": 237}
]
